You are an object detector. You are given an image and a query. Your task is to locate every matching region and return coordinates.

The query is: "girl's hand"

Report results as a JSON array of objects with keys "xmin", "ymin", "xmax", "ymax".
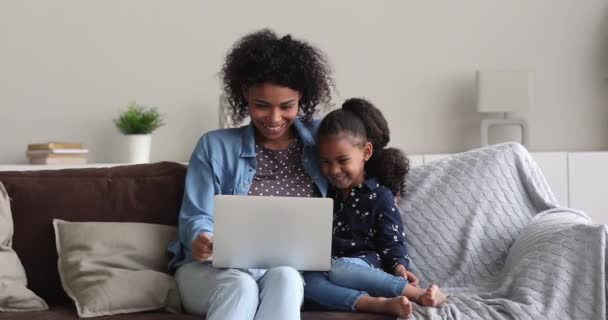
[
  {"xmin": 192, "ymin": 233, "xmax": 214, "ymax": 261},
  {"xmin": 394, "ymin": 264, "xmax": 419, "ymax": 287}
]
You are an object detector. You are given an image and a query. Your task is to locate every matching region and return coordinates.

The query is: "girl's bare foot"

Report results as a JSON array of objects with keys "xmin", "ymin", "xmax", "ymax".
[
  {"xmin": 356, "ymin": 296, "xmax": 412, "ymax": 318},
  {"xmin": 384, "ymin": 296, "xmax": 413, "ymax": 318},
  {"xmin": 419, "ymin": 284, "xmax": 447, "ymax": 307}
]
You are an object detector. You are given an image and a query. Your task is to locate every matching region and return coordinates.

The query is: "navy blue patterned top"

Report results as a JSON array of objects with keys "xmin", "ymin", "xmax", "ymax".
[{"xmin": 331, "ymin": 178, "xmax": 410, "ymax": 272}]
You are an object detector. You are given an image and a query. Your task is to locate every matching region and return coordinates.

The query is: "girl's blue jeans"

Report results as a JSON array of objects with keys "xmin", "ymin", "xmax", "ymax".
[{"xmin": 303, "ymin": 257, "xmax": 408, "ymax": 311}]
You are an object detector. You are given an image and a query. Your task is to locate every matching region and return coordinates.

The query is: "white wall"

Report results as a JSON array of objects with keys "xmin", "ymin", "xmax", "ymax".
[{"xmin": 1, "ymin": 0, "xmax": 607, "ymax": 163}]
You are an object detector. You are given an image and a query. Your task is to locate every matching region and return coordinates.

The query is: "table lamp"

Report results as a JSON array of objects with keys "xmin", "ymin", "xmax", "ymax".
[{"xmin": 477, "ymin": 69, "xmax": 534, "ymax": 147}]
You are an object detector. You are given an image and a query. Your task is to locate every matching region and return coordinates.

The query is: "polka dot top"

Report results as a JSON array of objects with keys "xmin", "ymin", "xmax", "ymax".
[{"xmin": 248, "ymin": 137, "xmax": 319, "ymax": 198}]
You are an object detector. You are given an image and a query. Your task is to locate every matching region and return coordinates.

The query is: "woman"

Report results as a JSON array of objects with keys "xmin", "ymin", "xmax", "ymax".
[{"xmin": 168, "ymin": 29, "xmax": 333, "ymax": 320}]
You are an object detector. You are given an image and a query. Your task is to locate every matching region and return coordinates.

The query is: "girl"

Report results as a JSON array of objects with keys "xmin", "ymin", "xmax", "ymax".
[{"xmin": 303, "ymin": 98, "xmax": 447, "ymax": 318}]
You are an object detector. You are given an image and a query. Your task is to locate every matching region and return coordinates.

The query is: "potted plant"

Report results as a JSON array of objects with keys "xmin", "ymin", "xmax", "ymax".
[{"xmin": 114, "ymin": 101, "xmax": 165, "ymax": 163}]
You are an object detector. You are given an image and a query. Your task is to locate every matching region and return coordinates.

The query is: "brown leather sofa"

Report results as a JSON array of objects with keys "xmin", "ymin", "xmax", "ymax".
[{"xmin": 0, "ymin": 162, "xmax": 392, "ymax": 320}]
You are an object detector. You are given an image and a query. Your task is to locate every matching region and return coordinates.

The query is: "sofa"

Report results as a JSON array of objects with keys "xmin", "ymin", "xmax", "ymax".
[
  {"xmin": 3, "ymin": 143, "xmax": 606, "ymax": 320},
  {"xmin": 0, "ymin": 161, "xmax": 392, "ymax": 320}
]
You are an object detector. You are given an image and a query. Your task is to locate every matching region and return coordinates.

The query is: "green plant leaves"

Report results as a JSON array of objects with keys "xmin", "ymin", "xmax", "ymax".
[{"xmin": 114, "ymin": 101, "xmax": 165, "ymax": 134}]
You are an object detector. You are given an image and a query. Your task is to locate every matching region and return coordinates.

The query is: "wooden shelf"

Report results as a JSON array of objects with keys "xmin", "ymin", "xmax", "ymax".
[{"xmin": 0, "ymin": 163, "xmax": 129, "ymax": 171}]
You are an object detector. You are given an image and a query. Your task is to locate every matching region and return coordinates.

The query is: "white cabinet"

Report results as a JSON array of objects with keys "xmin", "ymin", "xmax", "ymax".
[
  {"xmin": 409, "ymin": 155, "xmax": 424, "ymax": 168},
  {"xmin": 422, "ymin": 154, "xmax": 451, "ymax": 164},
  {"xmin": 416, "ymin": 152, "xmax": 570, "ymax": 209},
  {"xmin": 2, "ymin": 151, "xmax": 605, "ymax": 224},
  {"xmin": 0, "ymin": 163, "xmax": 126, "ymax": 171},
  {"xmin": 530, "ymin": 152, "xmax": 569, "ymax": 208},
  {"xmin": 415, "ymin": 151, "xmax": 607, "ymax": 224},
  {"xmin": 568, "ymin": 152, "xmax": 608, "ymax": 224}
]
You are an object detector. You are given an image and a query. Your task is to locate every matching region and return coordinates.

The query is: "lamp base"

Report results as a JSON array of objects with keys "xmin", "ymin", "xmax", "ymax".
[{"xmin": 480, "ymin": 117, "xmax": 529, "ymax": 147}]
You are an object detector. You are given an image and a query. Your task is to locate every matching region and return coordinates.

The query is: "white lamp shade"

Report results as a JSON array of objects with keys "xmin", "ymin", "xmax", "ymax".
[{"xmin": 477, "ymin": 70, "xmax": 534, "ymax": 113}]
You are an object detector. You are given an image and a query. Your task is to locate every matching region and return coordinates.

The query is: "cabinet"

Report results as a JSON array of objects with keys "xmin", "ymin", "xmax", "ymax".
[
  {"xmin": 1, "ymin": 151, "xmax": 606, "ymax": 223},
  {"xmin": 414, "ymin": 151, "xmax": 606, "ymax": 224},
  {"xmin": 530, "ymin": 152, "xmax": 568, "ymax": 208},
  {"xmin": 0, "ymin": 163, "xmax": 126, "ymax": 171},
  {"xmin": 568, "ymin": 152, "xmax": 608, "ymax": 224}
]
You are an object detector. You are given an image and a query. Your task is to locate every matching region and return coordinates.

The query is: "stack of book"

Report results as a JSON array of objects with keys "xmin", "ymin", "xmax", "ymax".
[{"xmin": 26, "ymin": 142, "xmax": 89, "ymax": 164}]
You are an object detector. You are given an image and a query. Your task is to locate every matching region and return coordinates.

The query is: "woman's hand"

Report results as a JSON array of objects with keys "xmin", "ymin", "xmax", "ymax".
[
  {"xmin": 192, "ymin": 233, "xmax": 214, "ymax": 261},
  {"xmin": 394, "ymin": 264, "xmax": 419, "ymax": 287}
]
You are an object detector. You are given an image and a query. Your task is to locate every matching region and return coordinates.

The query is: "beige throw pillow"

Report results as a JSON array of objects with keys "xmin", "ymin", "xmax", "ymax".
[
  {"xmin": 0, "ymin": 182, "xmax": 48, "ymax": 312},
  {"xmin": 53, "ymin": 219, "xmax": 181, "ymax": 318}
]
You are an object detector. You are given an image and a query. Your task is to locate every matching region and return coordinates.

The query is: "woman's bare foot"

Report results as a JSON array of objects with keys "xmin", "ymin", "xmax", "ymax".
[
  {"xmin": 419, "ymin": 284, "xmax": 447, "ymax": 307},
  {"xmin": 356, "ymin": 296, "xmax": 412, "ymax": 318}
]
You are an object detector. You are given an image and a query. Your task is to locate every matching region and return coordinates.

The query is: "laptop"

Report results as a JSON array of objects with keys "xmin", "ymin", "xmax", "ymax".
[{"xmin": 212, "ymin": 195, "xmax": 333, "ymax": 271}]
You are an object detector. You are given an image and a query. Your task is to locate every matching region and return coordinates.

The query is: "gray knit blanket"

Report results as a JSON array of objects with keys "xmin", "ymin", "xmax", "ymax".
[{"xmin": 398, "ymin": 143, "xmax": 606, "ymax": 320}]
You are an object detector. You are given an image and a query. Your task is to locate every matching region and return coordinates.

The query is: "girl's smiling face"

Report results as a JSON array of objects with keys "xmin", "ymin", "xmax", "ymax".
[{"xmin": 318, "ymin": 134, "xmax": 373, "ymax": 193}]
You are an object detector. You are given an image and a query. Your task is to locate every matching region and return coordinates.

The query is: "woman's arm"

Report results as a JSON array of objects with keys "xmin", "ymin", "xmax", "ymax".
[{"xmin": 178, "ymin": 134, "xmax": 220, "ymax": 252}]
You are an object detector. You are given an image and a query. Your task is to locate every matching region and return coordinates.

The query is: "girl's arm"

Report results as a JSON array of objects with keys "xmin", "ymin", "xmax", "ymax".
[{"xmin": 373, "ymin": 190, "xmax": 410, "ymax": 272}]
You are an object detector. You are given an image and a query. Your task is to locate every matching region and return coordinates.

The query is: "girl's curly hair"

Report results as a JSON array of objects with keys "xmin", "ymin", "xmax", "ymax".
[
  {"xmin": 220, "ymin": 29, "xmax": 334, "ymax": 124},
  {"xmin": 317, "ymin": 98, "xmax": 410, "ymax": 196}
]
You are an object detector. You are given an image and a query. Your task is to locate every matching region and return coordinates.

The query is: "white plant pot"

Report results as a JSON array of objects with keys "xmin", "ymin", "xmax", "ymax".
[{"xmin": 124, "ymin": 134, "xmax": 152, "ymax": 163}]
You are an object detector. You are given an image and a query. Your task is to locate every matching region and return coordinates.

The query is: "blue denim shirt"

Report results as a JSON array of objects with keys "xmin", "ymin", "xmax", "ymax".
[{"xmin": 168, "ymin": 118, "xmax": 328, "ymax": 270}]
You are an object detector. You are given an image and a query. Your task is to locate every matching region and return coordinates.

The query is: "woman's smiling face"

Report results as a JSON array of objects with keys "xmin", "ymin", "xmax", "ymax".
[{"xmin": 245, "ymin": 83, "xmax": 300, "ymax": 147}]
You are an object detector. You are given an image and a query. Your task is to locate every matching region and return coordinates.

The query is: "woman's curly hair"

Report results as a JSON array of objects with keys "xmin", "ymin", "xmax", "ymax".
[{"xmin": 220, "ymin": 29, "xmax": 334, "ymax": 124}]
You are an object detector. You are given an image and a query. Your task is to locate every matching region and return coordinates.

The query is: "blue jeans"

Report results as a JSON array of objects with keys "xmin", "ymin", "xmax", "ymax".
[
  {"xmin": 303, "ymin": 257, "xmax": 408, "ymax": 311},
  {"xmin": 175, "ymin": 262, "xmax": 303, "ymax": 320}
]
